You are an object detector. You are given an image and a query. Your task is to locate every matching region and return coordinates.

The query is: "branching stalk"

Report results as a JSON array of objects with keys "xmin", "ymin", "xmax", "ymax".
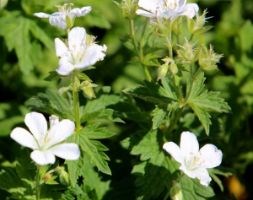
[
  {"xmin": 72, "ymin": 72, "xmax": 81, "ymax": 131},
  {"xmin": 129, "ymin": 18, "xmax": 152, "ymax": 81}
]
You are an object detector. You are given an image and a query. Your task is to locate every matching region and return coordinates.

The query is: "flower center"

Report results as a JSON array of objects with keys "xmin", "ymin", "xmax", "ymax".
[
  {"xmin": 184, "ymin": 153, "xmax": 203, "ymax": 171},
  {"xmin": 164, "ymin": 0, "xmax": 179, "ymax": 10}
]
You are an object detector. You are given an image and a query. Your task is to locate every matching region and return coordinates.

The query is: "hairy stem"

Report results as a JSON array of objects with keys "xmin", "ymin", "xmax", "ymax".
[
  {"xmin": 129, "ymin": 18, "xmax": 152, "ymax": 81},
  {"xmin": 35, "ymin": 166, "xmax": 41, "ymax": 200},
  {"xmin": 167, "ymin": 21, "xmax": 174, "ymax": 59},
  {"xmin": 72, "ymin": 72, "xmax": 81, "ymax": 131}
]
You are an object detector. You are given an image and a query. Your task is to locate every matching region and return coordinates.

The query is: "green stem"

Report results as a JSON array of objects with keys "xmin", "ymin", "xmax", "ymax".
[
  {"xmin": 72, "ymin": 72, "xmax": 81, "ymax": 131},
  {"xmin": 35, "ymin": 166, "xmax": 41, "ymax": 200},
  {"xmin": 167, "ymin": 21, "xmax": 174, "ymax": 59},
  {"xmin": 129, "ymin": 18, "xmax": 152, "ymax": 82}
]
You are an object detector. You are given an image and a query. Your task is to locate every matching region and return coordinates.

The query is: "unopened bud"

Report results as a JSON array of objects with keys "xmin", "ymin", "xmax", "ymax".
[
  {"xmin": 193, "ymin": 10, "xmax": 207, "ymax": 32},
  {"xmin": 177, "ymin": 40, "xmax": 196, "ymax": 64},
  {"xmin": 81, "ymin": 80, "xmax": 97, "ymax": 99},
  {"xmin": 198, "ymin": 45, "xmax": 222, "ymax": 71},
  {"xmin": 56, "ymin": 166, "xmax": 69, "ymax": 185},
  {"xmin": 170, "ymin": 182, "xmax": 183, "ymax": 200},
  {"xmin": 158, "ymin": 64, "xmax": 169, "ymax": 80},
  {"xmin": 158, "ymin": 57, "xmax": 178, "ymax": 80},
  {"xmin": 120, "ymin": 0, "xmax": 138, "ymax": 19}
]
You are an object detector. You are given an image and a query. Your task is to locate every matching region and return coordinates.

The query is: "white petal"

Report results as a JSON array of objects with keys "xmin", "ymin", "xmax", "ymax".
[
  {"xmin": 68, "ymin": 27, "xmax": 86, "ymax": 53},
  {"xmin": 50, "ymin": 143, "xmax": 80, "ymax": 160},
  {"xmin": 31, "ymin": 150, "xmax": 56, "ymax": 165},
  {"xmin": 49, "ymin": 115, "xmax": 60, "ymax": 128},
  {"xmin": 179, "ymin": 164, "xmax": 197, "ymax": 179},
  {"xmin": 178, "ymin": 0, "xmax": 186, "ymax": 7},
  {"xmin": 70, "ymin": 6, "xmax": 92, "ymax": 17},
  {"xmin": 138, "ymin": 0, "xmax": 160, "ymax": 13},
  {"xmin": 49, "ymin": 12, "xmax": 66, "ymax": 29},
  {"xmin": 136, "ymin": 9, "xmax": 156, "ymax": 18},
  {"xmin": 56, "ymin": 58, "xmax": 75, "ymax": 76},
  {"xmin": 46, "ymin": 119, "xmax": 75, "ymax": 147},
  {"xmin": 24, "ymin": 112, "xmax": 47, "ymax": 143},
  {"xmin": 200, "ymin": 144, "xmax": 222, "ymax": 168},
  {"xmin": 180, "ymin": 131, "xmax": 199, "ymax": 156},
  {"xmin": 181, "ymin": 3, "xmax": 199, "ymax": 18},
  {"xmin": 55, "ymin": 38, "xmax": 69, "ymax": 58},
  {"xmin": 77, "ymin": 44, "xmax": 106, "ymax": 69},
  {"xmin": 34, "ymin": 12, "xmax": 50, "ymax": 18},
  {"xmin": 163, "ymin": 142, "xmax": 183, "ymax": 163},
  {"xmin": 10, "ymin": 127, "xmax": 38, "ymax": 149},
  {"xmin": 195, "ymin": 168, "xmax": 212, "ymax": 186}
]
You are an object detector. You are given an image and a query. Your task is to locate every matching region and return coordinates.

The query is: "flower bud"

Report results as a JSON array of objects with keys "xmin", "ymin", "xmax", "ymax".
[
  {"xmin": 158, "ymin": 64, "xmax": 169, "ymax": 80},
  {"xmin": 198, "ymin": 45, "xmax": 222, "ymax": 71},
  {"xmin": 120, "ymin": 0, "xmax": 138, "ymax": 19},
  {"xmin": 170, "ymin": 182, "xmax": 183, "ymax": 200},
  {"xmin": 177, "ymin": 40, "xmax": 196, "ymax": 64},
  {"xmin": 81, "ymin": 80, "xmax": 97, "ymax": 99},
  {"xmin": 158, "ymin": 57, "xmax": 178, "ymax": 80},
  {"xmin": 193, "ymin": 10, "xmax": 207, "ymax": 32},
  {"xmin": 56, "ymin": 166, "xmax": 69, "ymax": 185}
]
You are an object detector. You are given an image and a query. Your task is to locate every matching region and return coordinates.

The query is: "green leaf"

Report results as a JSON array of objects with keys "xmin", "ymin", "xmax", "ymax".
[
  {"xmin": 189, "ymin": 103, "xmax": 212, "ymax": 135},
  {"xmin": 81, "ymin": 155, "xmax": 110, "ymax": 199},
  {"xmin": 160, "ymin": 76, "xmax": 178, "ymax": 101},
  {"xmin": 83, "ymin": 94, "xmax": 122, "ymax": 114},
  {"xmin": 79, "ymin": 132, "xmax": 111, "ymax": 175},
  {"xmin": 131, "ymin": 130, "xmax": 161, "ymax": 162},
  {"xmin": 0, "ymin": 103, "xmax": 24, "ymax": 137},
  {"xmin": 83, "ymin": 125, "xmax": 117, "ymax": 139},
  {"xmin": 126, "ymin": 82, "xmax": 170, "ymax": 107},
  {"xmin": 134, "ymin": 164, "xmax": 171, "ymax": 200},
  {"xmin": 26, "ymin": 89, "xmax": 73, "ymax": 119},
  {"xmin": 186, "ymin": 72, "xmax": 230, "ymax": 134},
  {"xmin": 66, "ymin": 154, "xmax": 109, "ymax": 199},
  {"xmin": 151, "ymin": 107, "xmax": 166, "ymax": 129},
  {"xmin": 238, "ymin": 20, "xmax": 253, "ymax": 52},
  {"xmin": 0, "ymin": 11, "xmax": 52, "ymax": 74},
  {"xmin": 180, "ymin": 175, "xmax": 215, "ymax": 200}
]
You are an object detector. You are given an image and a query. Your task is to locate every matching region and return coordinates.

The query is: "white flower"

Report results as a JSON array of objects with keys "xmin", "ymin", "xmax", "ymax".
[
  {"xmin": 34, "ymin": 4, "xmax": 92, "ymax": 29},
  {"xmin": 163, "ymin": 131, "xmax": 222, "ymax": 186},
  {"xmin": 55, "ymin": 27, "xmax": 107, "ymax": 76},
  {"xmin": 10, "ymin": 112, "xmax": 80, "ymax": 165},
  {"xmin": 136, "ymin": 0, "xmax": 199, "ymax": 20}
]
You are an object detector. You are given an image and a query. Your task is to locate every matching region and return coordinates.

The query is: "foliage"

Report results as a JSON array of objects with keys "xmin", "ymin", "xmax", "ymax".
[{"xmin": 1, "ymin": 0, "xmax": 253, "ymax": 199}]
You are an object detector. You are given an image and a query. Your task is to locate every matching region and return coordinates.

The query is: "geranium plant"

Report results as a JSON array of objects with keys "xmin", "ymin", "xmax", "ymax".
[{"xmin": 1, "ymin": 0, "xmax": 251, "ymax": 199}]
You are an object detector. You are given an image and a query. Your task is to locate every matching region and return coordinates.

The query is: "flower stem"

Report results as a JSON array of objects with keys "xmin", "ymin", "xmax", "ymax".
[
  {"xmin": 35, "ymin": 166, "xmax": 41, "ymax": 200},
  {"xmin": 167, "ymin": 21, "xmax": 174, "ymax": 59},
  {"xmin": 72, "ymin": 72, "xmax": 81, "ymax": 131},
  {"xmin": 129, "ymin": 18, "xmax": 152, "ymax": 82}
]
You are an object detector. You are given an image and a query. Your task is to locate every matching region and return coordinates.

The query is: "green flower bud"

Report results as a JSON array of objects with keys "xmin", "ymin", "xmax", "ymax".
[
  {"xmin": 193, "ymin": 10, "xmax": 207, "ymax": 32},
  {"xmin": 120, "ymin": 0, "xmax": 138, "ymax": 19},
  {"xmin": 158, "ymin": 64, "xmax": 169, "ymax": 80},
  {"xmin": 56, "ymin": 166, "xmax": 69, "ymax": 185},
  {"xmin": 81, "ymin": 80, "xmax": 97, "ymax": 99},
  {"xmin": 170, "ymin": 182, "xmax": 183, "ymax": 200},
  {"xmin": 198, "ymin": 45, "xmax": 222, "ymax": 71},
  {"xmin": 158, "ymin": 57, "xmax": 178, "ymax": 80},
  {"xmin": 177, "ymin": 40, "xmax": 196, "ymax": 64}
]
